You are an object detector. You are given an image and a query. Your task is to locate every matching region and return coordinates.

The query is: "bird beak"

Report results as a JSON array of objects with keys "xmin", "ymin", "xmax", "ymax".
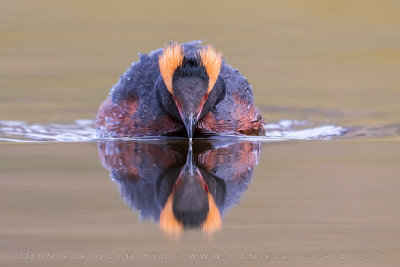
[{"xmin": 182, "ymin": 113, "xmax": 197, "ymax": 142}]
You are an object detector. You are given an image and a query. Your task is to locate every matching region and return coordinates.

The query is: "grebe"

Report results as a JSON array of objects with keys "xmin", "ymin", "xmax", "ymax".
[{"xmin": 96, "ymin": 41, "xmax": 264, "ymax": 140}]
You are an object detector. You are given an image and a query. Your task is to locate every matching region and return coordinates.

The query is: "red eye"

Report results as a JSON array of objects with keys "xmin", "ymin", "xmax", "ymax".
[
  {"xmin": 204, "ymin": 93, "xmax": 208, "ymax": 101},
  {"xmin": 203, "ymin": 183, "xmax": 209, "ymax": 193}
]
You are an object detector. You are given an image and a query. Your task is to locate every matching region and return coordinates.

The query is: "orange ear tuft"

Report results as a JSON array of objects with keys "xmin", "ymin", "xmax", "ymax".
[
  {"xmin": 158, "ymin": 43, "xmax": 184, "ymax": 95},
  {"xmin": 199, "ymin": 46, "xmax": 223, "ymax": 94},
  {"xmin": 201, "ymin": 192, "xmax": 222, "ymax": 234},
  {"xmin": 159, "ymin": 193, "xmax": 183, "ymax": 236}
]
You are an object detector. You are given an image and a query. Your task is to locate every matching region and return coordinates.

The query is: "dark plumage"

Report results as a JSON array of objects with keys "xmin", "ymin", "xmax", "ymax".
[
  {"xmin": 97, "ymin": 139, "xmax": 262, "ymax": 234},
  {"xmin": 96, "ymin": 40, "xmax": 264, "ymax": 139}
]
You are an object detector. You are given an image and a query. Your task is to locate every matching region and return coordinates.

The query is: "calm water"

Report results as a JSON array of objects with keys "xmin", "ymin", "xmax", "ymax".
[{"xmin": 1, "ymin": 1, "xmax": 400, "ymax": 266}]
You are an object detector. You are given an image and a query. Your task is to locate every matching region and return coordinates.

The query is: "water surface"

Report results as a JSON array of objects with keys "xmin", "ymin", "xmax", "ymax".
[
  {"xmin": 1, "ymin": 140, "xmax": 399, "ymax": 267},
  {"xmin": 1, "ymin": 1, "xmax": 400, "ymax": 266}
]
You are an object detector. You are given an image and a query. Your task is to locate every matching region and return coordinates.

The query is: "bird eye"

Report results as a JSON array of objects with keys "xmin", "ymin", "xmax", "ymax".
[
  {"xmin": 203, "ymin": 93, "xmax": 208, "ymax": 102},
  {"xmin": 204, "ymin": 183, "xmax": 209, "ymax": 193}
]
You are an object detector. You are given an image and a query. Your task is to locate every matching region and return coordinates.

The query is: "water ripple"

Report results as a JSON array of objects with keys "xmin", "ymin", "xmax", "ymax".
[{"xmin": 0, "ymin": 119, "xmax": 347, "ymax": 143}]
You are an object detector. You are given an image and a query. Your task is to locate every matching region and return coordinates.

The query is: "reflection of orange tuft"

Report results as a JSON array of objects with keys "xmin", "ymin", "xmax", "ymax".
[
  {"xmin": 159, "ymin": 193, "xmax": 183, "ymax": 236},
  {"xmin": 202, "ymin": 193, "xmax": 222, "ymax": 234},
  {"xmin": 199, "ymin": 46, "xmax": 222, "ymax": 94},
  {"xmin": 158, "ymin": 43, "xmax": 184, "ymax": 95},
  {"xmin": 160, "ymin": 192, "xmax": 221, "ymax": 236}
]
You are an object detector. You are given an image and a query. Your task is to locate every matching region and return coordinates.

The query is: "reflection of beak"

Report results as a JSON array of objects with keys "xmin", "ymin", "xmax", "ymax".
[{"xmin": 182, "ymin": 113, "xmax": 197, "ymax": 142}]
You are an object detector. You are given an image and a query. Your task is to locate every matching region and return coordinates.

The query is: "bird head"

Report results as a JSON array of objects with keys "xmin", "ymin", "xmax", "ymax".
[{"xmin": 158, "ymin": 42, "xmax": 224, "ymax": 141}]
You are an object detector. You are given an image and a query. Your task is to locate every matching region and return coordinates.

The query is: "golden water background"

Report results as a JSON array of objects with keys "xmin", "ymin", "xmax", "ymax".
[{"xmin": 1, "ymin": 1, "xmax": 400, "ymax": 266}]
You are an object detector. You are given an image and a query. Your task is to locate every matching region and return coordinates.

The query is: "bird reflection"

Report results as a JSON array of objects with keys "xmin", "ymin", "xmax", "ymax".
[{"xmin": 97, "ymin": 139, "xmax": 261, "ymax": 235}]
